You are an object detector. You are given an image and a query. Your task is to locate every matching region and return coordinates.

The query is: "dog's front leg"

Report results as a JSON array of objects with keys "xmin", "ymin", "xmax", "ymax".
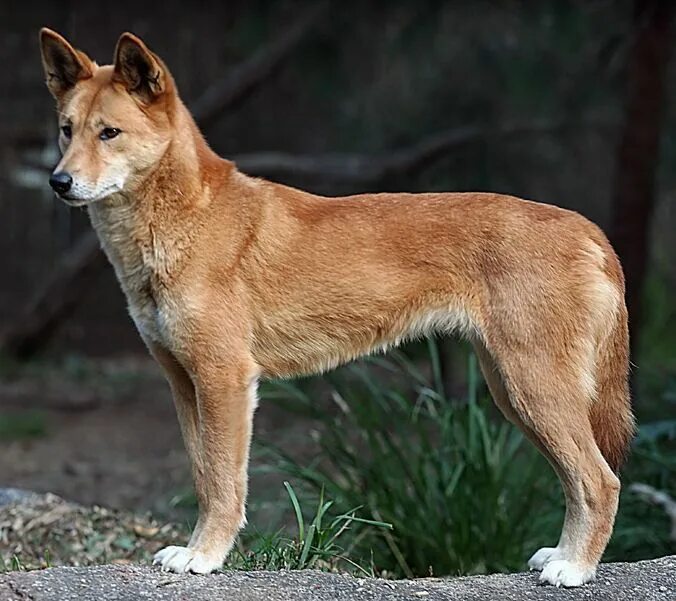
[{"xmin": 153, "ymin": 352, "xmax": 259, "ymax": 574}]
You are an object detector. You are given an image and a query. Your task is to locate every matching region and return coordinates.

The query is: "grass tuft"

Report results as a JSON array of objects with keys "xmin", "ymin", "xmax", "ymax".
[{"xmin": 227, "ymin": 482, "xmax": 389, "ymax": 574}]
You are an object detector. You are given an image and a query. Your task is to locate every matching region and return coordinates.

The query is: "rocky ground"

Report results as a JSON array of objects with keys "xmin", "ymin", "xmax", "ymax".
[{"xmin": 0, "ymin": 556, "xmax": 674, "ymax": 601}]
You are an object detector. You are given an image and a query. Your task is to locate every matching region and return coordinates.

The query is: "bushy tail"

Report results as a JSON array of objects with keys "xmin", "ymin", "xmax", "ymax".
[{"xmin": 590, "ymin": 306, "xmax": 635, "ymax": 473}]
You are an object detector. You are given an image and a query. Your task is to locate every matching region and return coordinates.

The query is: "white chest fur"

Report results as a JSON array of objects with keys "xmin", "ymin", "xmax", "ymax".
[
  {"xmin": 89, "ymin": 199, "xmax": 178, "ymax": 348},
  {"xmin": 127, "ymin": 284, "xmax": 166, "ymax": 344}
]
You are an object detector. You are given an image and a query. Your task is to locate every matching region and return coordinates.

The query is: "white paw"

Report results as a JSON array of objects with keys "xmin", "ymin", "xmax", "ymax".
[
  {"xmin": 152, "ymin": 545, "xmax": 222, "ymax": 574},
  {"xmin": 539, "ymin": 559, "xmax": 596, "ymax": 587},
  {"xmin": 528, "ymin": 546, "xmax": 563, "ymax": 571}
]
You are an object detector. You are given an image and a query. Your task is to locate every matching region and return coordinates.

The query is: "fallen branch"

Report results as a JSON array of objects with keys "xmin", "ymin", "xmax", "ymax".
[{"xmin": 232, "ymin": 119, "xmax": 587, "ymax": 186}]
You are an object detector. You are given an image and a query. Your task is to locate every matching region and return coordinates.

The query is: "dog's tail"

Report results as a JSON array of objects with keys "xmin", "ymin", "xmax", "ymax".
[{"xmin": 589, "ymin": 262, "xmax": 635, "ymax": 474}]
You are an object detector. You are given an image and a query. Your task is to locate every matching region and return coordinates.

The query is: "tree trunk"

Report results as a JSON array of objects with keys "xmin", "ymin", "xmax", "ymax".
[{"xmin": 610, "ymin": 0, "xmax": 675, "ymax": 350}]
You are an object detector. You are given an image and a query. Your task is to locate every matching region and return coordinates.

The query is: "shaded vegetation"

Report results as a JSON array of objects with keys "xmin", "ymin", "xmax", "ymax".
[{"xmin": 261, "ymin": 341, "xmax": 675, "ymax": 577}]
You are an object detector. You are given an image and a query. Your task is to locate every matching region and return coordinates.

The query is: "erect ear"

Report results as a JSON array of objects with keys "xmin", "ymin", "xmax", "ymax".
[
  {"xmin": 113, "ymin": 33, "xmax": 167, "ymax": 104},
  {"xmin": 39, "ymin": 28, "xmax": 93, "ymax": 99}
]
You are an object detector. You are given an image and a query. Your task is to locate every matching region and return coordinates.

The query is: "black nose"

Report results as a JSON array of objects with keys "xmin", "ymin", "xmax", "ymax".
[{"xmin": 49, "ymin": 171, "xmax": 73, "ymax": 195}]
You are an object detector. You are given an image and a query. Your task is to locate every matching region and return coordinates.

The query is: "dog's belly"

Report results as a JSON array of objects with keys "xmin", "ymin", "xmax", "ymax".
[{"xmin": 252, "ymin": 302, "xmax": 477, "ymax": 379}]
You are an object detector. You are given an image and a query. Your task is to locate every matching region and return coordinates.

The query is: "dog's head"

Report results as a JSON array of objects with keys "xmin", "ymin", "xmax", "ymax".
[{"xmin": 39, "ymin": 29, "xmax": 176, "ymax": 206}]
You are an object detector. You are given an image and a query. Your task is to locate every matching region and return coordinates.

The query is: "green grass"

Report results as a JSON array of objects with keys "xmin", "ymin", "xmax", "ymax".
[
  {"xmin": 0, "ymin": 555, "xmax": 26, "ymax": 572},
  {"xmin": 227, "ymin": 482, "xmax": 390, "ymax": 574},
  {"xmin": 0, "ymin": 411, "xmax": 47, "ymax": 441}
]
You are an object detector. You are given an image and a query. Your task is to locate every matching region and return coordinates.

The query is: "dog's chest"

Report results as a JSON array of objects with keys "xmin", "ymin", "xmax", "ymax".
[
  {"xmin": 126, "ymin": 281, "xmax": 173, "ymax": 345},
  {"xmin": 114, "ymin": 255, "xmax": 182, "ymax": 348},
  {"xmin": 90, "ymin": 207, "xmax": 179, "ymax": 348}
]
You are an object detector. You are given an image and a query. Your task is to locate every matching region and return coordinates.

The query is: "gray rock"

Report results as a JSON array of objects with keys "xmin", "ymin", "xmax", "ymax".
[{"xmin": 0, "ymin": 556, "xmax": 674, "ymax": 601}]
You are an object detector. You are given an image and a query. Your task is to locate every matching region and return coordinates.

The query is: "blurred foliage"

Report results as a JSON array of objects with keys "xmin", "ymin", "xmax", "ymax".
[
  {"xmin": 636, "ymin": 271, "xmax": 676, "ymax": 414},
  {"xmin": 0, "ymin": 352, "xmax": 157, "ymax": 407},
  {"xmin": 608, "ymin": 423, "xmax": 675, "ymax": 561},
  {"xmin": 262, "ymin": 343, "xmax": 557, "ymax": 577},
  {"xmin": 0, "ymin": 411, "xmax": 46, "ymax": 441}
]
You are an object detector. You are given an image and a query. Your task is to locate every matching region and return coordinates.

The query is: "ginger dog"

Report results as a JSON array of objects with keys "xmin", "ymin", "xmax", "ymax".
[{"xmin": 39, "ymin": 29, "xmax": 634, "ymax": 587}]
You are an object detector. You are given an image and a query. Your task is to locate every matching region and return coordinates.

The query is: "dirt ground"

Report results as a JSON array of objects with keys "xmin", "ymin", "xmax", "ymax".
[{"xmin": 0, "ymin": 355, "xmax": 314, "ymax": 528}]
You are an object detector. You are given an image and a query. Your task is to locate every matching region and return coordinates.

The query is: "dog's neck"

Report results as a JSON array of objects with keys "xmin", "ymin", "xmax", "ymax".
[{"xmin": 88, "ymin": 106, "xmax": 226, "ymax": 292}]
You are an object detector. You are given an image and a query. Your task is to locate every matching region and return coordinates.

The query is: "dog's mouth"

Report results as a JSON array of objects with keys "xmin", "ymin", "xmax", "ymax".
[
  {"xmin": 57, "ymin": 194, "xmax": 90, "ymax": 207},
  {"xmin": 54, "ymin": 186, "xmax": 122, "ymax": 207}
]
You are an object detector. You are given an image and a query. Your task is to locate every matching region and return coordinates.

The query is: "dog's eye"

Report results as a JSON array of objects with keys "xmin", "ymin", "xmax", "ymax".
[
  {"xmin": 61, "ymin": 125, "xmax": 72, "ymax": 139},
  {"xmin": 100, "ymin": 127, "xmax": 121, "ymax": 141}
]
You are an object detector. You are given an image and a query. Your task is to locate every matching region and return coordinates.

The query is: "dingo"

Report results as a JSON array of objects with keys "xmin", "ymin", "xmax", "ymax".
[{"xmin": 39, "ymin": 29, "xmax": 634, "ymax": 587}]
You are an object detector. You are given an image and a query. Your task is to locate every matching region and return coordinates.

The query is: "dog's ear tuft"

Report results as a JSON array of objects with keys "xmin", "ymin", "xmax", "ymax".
[
  {"xmin": 113, "ymin": 33, "xmax": 167, "ymax": 104},
  {"xmin": 39, "ymin": 28, "xmax": 93, "ymax": 100}
]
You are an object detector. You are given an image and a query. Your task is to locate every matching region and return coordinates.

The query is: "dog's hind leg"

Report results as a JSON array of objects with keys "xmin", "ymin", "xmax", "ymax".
[
  {"xmin": 473, "ymin": 341, "xmax": 566, "ymax": 569},
  {"xmin": 474, "ymin": 338, "xmax": 622, "ymax": 587}
]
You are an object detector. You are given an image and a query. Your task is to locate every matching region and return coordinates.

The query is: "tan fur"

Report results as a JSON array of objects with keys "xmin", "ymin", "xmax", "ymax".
[{"xmin": 39, "ymin": 29, "xmax": 635, "ymax": 584}]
